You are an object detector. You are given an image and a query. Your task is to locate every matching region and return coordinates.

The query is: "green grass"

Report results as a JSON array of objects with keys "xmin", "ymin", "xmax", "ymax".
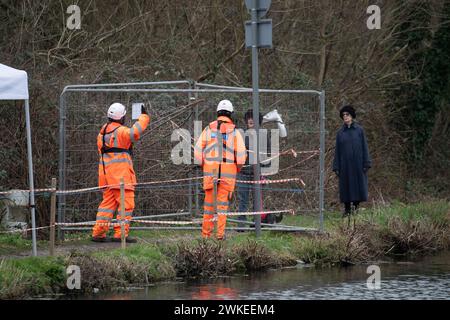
[
  {"xmin": 0, "ymin": 234, "xmax": 33, "ymax": 253},
  {"xmin": 293, "ymin": 237, "xmax": 338, "ymax": 265},
  {"xmin": 0, "ymin": 256, "xmax": 65, "ymax": 298},
  {"xmin": 367, "ymin": 200, "xmax": 449, "ymax": 226},
  {"xmin": 94, "ymin": 243, "xmax": 176, "ymax": 281},
  {"xmin": 0, "ymin": 201, "xmax": 448, "ymax": 299},
  {"xmin": 0, "ymin": 231, "xmax": 94, "ymax": 256},
  {"xmin": 227, "ymin": 232, "xmax": 299, "ymax": 255},
  {"xmin": 279, "ymin": 213, "xmax": 321, "ymax": 228},
  {"xmin": 0, "ymin": 234, "xmax": 50, "ymax": 255},
  {"xmin": 129, "ymin": 229, "xmax": 200, "ymax": 241}
]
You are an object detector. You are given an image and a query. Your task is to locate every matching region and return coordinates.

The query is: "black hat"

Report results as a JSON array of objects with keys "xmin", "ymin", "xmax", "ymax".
[{"xmin": 339, "ymin": 105, "xmax": 356, "ymax": 119}]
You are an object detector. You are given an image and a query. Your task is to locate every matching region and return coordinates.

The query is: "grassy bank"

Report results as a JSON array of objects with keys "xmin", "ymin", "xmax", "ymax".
[{"xmin": 0, "ymin": 201, "xmax": 449, "ymax": 299}]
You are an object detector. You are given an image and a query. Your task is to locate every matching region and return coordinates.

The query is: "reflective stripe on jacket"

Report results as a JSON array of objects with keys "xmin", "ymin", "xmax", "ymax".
[
  {"xmin": 194, "ymin": 116, "xmax": 246, "ymax": 191},
  {"xmin": 97, "ymin": 114, "xmax": 150, "ymax": 190}
]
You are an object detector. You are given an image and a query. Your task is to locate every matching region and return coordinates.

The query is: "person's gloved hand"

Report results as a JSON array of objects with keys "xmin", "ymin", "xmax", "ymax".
[
  {"xmin": 334, "ymin": 170, "xmax": 339, "ymax": 177},
  {"xmin": 141, "ymin": 104, "xmax": 148, "ymax": 115}
]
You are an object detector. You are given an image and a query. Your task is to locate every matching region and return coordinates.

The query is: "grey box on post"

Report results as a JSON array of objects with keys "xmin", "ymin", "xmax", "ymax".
[{"xmin": 245, "ymin": 19, "xmax": 273, "ymax": 49}]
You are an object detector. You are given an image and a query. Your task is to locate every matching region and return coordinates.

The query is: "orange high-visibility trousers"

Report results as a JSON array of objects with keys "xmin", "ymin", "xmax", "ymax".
[
  {"xmin": 92, "ymin": 188, "xmax": 135, "ymax": 239},
  {"xmin": 202, "ymin": 185, "xmax": 232, "ymax": 239}
]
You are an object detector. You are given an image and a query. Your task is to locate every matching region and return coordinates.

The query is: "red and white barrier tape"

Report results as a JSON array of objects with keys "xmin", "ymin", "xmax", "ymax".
[
  {"xmin": 234, "ymin": 177, "xmax": 305, "ymax": 186},
  {"xmin": 0, "ymin": 209, "xmax": 295, "ymax": 233},
  {"xmin": 131, "ymin": 219, "xmax": 203, "ymax": 225},
  {"xmin": 57, "ymin": 176, "xmax": 205, "ymax": 195},
  {"xmin": 0, "ymin": 176, "xmax": 304, "ymax": 196},
  {"xmin": 202, "ymin": 209, "xmax": 294, "ymax": 222},
  {"xmin": 57, "ymin": 210, "xmax": 293, "ymax": 227},
  {"xmin": 216, "ymin": 209, "xmax": 293, "ymax": 217},
  {"xmin": 0, "ymin": 225, "xmax": 52, "ymax": 234},
  {"xmin": 0, "ymin": 176, "xmax": 203, "ymax": 195},
  {"xmin": 133, "ymin": 210, "xmax": 294, "ymax": 224},
  {"xmin": 56, "ymin": 220, "xmax": 199, "ymax": 226}
]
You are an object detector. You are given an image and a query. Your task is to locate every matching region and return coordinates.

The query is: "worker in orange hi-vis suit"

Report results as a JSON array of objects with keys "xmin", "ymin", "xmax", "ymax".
[
  {"xmin": 92, "ymin": 102, "xmax": 150, "ymax": 243},
  {"xmin": 194, "ymin": 100, "xmax": 246, "ymax": 240}
]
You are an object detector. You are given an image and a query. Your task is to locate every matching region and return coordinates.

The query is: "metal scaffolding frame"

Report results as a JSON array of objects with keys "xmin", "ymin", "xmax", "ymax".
[{"xmin": 58, "ymin": 81, "xmax": 325, "ymax": 238}]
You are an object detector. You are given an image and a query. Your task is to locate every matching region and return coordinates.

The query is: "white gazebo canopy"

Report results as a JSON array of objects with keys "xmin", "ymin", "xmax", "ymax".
[
  {"xmin": 0, "ymin": 64, "xmax": 29, "ymax": 100},
  {"xmin": 0, "ymin": 63, "xmax": 36, "ymax": 256}
]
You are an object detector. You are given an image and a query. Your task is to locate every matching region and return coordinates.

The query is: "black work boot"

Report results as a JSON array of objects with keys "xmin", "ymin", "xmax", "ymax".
[
  {"xmin": 353, "ymin": 202, "xmax": 359, "ymax": 214},
  {"xmin": 91, "ymin": 236, "xmax": 111, "ymax": 243},
  {"xmin": 125, "ymin": 237, "xmax": 137, "ymax": 243},
  {"xmin": 342, "ymin": 202, "xmax": 352, "ymax": 218}
]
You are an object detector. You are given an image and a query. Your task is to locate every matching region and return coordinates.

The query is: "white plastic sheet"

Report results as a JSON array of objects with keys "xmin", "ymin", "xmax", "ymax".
[{"xmin": 263, "ymin": 109, "xmax": 287, "ymax": 137}]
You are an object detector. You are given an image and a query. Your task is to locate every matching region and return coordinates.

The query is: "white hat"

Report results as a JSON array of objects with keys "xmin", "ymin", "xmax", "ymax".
[
  {"xmin": 107, "ymin": 103, "xmax": 126, "ymax": 120},
  {"xmin": 216, "ymin": 99, "xmax": 234, "ymax": 113}
]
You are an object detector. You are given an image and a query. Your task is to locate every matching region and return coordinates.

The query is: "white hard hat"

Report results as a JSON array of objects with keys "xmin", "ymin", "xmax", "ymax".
[
  {"xmin": 107, "ymin": 103, "xmax": 126, "ymax": 120},
  {"xmin": 217, "ymin": 99, "xmax": 234, "ymax": 113}
]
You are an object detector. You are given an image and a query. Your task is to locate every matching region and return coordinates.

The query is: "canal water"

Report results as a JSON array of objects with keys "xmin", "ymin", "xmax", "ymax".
[{"xmin": 79, "ymin": 251, "xmax": 450, "ymax": 300}]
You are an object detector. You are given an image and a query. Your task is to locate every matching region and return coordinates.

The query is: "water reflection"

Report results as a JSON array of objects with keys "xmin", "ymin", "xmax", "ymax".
[
  {"xmin": 191, "ymin": 285, "xmax": 238, "ymax": 300},
  {"xmin": 243, "ymin": 273, "xmax": 450, "ymax": 300},
  {"xmin": 78, "ymin": 252, "xmax": 450, "ymax": 300}
]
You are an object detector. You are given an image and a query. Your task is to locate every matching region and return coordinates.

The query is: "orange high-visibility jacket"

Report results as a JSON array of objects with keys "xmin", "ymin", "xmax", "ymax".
[
  {"xmin": 97, "ymin": 114, "xmax": 150, "ymax": 190},
  {"xmin": 194, "ymin": 116, "xmax": 246, "ymax": 192}
]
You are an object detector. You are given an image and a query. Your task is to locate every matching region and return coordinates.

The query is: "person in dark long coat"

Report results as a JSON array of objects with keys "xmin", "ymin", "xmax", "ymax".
[{"xmin": 333, "ymin": 105, "xmax": 371, "ymax": 216}]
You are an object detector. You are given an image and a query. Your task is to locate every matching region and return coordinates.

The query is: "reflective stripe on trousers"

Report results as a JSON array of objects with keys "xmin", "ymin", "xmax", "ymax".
[
  {"xmin": 202, "ymin": 185, "xmax": 232, "ymax": 239},
  {"xmin": 92, "ymin": 188, "xmax": 135, "ymax": 239}
]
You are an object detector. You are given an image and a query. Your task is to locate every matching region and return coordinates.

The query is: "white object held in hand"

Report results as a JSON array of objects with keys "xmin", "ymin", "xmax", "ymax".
[
  {"xmin": 132, "ymin": 102, "xmax": 144, "ymax": 120},
  {"xmin": 263, "ymin": 109, "xmax": 287, "ymax": 138}
]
